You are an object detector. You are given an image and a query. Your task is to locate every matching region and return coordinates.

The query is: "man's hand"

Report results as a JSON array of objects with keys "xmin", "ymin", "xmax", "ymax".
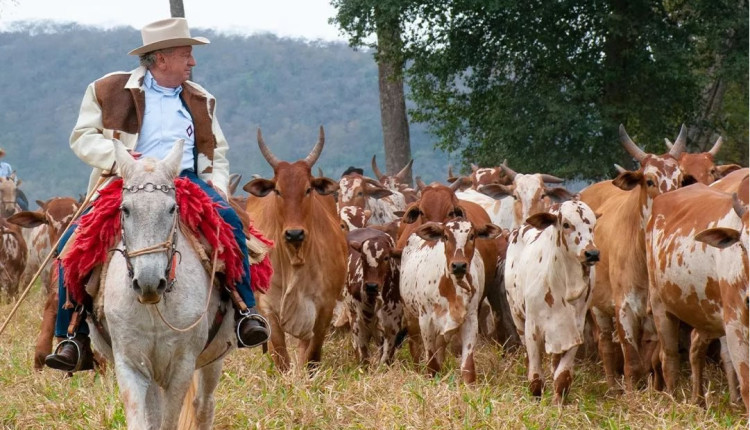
[{"xmin": 127, "ymin": 149, "xmax": 143, "ymax": 160}]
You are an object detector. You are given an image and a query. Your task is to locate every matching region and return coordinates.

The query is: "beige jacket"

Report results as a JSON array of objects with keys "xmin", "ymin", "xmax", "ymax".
[{"xmin": 70, "ymin": 66, "xmax": 230, "ymax": 195}]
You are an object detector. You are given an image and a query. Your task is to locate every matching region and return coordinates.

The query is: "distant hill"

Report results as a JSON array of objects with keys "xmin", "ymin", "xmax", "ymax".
[{"xmin": 0, "ymin": 21, "xmax": 457, "ymax": 203}]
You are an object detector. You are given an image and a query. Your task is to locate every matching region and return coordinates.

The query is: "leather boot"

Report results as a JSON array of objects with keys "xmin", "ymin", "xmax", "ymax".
[
  {"xmin": 45, "ymin": 334, "xmax": 94, "ymax": 372},
  {"xmin": 236, "ymin": 306, "xmax": 270, "ymax": 348}
]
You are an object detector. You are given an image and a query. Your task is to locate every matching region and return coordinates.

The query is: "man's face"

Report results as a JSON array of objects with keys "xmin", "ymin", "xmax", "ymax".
[{"xmin": 157, "ymin": 46, "xmax": 195, "ymax": 86}]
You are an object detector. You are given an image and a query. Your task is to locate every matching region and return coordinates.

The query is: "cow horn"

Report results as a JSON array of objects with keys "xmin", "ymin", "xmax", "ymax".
[
  {"xmin": 395, "ymin": 159, "xmax": 413, "ymax": 181},
  {"xmin": 613, "ymin": 164, "xmax": 627, "ymax": 174},
  {"xmin": 619, "ymin": 124, "xmax": 647, "ymax": 161},
  {"xmin": 257, "ymin": 128, "xmax": 280, "ymax": 169},
  {"xmin": 447, "ymin": 165, "xmax": 455, "ymax": 179},
  {"xmin": 371, "ymin": 154, "xmax": 385, "ymax": 179},
  {"xmin": 732, "ymin": 193, "xmax": 747, "ymax": 218},
  {"xmin": 664, "ymin": 138, "xmax": 673, "ymax": 149},
  {"xmin": 471, "ymin": 163, "xmax": 479, "ymax": 172},
  {"xmin": 416, "ymin": 176, "xmax": 427, "ymax": 190},
  {"xmin": 708, "ymin": 136, "xmax": 723, "ymax": 157},
  {"xmin": 449, "ymin": 178, "xmax": 463, "ymax": 192},
  {"xmin": 539, "ymin": 174, "xmax": 564, "ymax": 184},
  {"xmin": 500, "ymin": 163, "xmax": 518, "ymax": 180},
  {"xmin": 668, "ymin": 124, "xmax": 687, "ymax": 159},
  {"xmin": 303, "ymin": 126, "xmax": 325, "ymax": 166}
]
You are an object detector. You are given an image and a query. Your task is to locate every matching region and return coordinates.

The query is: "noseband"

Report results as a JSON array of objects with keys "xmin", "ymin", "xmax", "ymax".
[{"xmin": 113, "ymin": 182, "xmax": 180, "ymax": 291}]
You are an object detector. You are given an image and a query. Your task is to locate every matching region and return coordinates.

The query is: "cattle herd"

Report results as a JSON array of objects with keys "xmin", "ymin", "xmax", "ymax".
[{"xmin": 0, "ymin": 123, "xmax": 747, "ymax": 414}]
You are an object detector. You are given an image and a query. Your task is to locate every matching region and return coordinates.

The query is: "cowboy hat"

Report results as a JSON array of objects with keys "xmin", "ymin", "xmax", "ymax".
[
  {"xmin": 0, "ymin": 148, "xmax": 6, "ymax": 158},
  {"xmin": 129, "ymin": 18, "xmax": 209, "ymax": 56}
]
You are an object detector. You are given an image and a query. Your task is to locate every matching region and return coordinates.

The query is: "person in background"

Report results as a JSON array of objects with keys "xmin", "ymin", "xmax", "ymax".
[
  {"xmin": 44, "ymin": 18, "xmax": 269, "ymax": 372},
  {"xmin": 0, "ymin": 148, "xmax": 29, "ymax": 211}
]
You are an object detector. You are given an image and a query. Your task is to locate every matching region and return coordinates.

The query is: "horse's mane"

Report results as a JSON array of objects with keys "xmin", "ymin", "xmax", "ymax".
[{"xmin": 62, "ymin": 178, "xmax": 270, "ymax": 303}]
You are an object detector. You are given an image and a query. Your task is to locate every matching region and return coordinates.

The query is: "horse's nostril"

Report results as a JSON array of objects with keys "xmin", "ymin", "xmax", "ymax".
[
  {"xmin": 132, "ymin": 279, "xmax": 141, "ymax": 292},
  {"xmin": 157, "ymin": 278, "xmax": 167, "ymax": 291}
]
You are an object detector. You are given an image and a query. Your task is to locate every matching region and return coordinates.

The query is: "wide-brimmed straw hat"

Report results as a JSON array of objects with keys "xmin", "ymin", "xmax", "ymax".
[{"xmin": 128, "ymin": 18, "xmax": 209, "ymax": 56}]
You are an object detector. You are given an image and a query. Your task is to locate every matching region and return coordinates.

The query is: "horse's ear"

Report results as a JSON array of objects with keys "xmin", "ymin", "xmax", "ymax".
[
  {"xmin": 162, "ymin": 139, "xmax": 184, "ymax": 178},
  {"xmin": 113, "ymin": 140, "xmax": 136, "ymax": 179}
]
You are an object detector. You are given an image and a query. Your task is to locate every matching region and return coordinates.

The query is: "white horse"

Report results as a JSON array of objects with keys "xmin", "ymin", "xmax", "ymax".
[{"xmin": 88, "ymin": 140, "xmax": 237, "ymax": 430}]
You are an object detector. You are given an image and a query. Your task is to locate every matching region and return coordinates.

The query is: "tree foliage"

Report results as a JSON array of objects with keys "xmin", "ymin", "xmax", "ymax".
[{"xmin": 397, "ymin": 0, "xmax": 748, "ymax": 178}]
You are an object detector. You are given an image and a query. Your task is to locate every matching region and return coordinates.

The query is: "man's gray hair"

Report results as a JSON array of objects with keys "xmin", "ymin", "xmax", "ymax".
[{"xmin": 139, "ymin": 48, "xmax": 176, "ymax": 68}]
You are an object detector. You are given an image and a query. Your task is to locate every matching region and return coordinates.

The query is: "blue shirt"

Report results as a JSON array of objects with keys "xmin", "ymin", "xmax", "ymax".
[
  {"xmin": 0, "ymin": 162, "xmax": 13, "ymax": 178},
  {"xmin": 136, "ymin": 71, "xmax": 196, "ymax": 172}
]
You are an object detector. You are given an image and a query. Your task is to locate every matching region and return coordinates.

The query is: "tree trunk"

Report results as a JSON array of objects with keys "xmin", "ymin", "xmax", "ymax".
[
  {"xmin": 170, "ymin": 0, "xmax": 185, "ymax": 18},
  {"xmin": 375, "ymin": 7, "xmax": 413, "ymax": 186}
]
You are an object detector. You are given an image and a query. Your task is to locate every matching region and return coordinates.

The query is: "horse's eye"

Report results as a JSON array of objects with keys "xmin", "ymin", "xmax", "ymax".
[
  {"xmin": 169, "ymin": 204, "xmax": 176, "ymax": 214},
  {"xmin": 120, "ymin": 206, "xmax": 130, "ymax": 217}
]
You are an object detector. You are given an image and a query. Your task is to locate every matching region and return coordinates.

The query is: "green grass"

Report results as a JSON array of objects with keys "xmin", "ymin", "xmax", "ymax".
[{"xmin": 0, "ymin": 285, "xmax": 746, "ymax": 429}]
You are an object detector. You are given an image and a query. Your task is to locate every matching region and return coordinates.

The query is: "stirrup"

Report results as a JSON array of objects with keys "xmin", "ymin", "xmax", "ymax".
[
  {"xmin": 236, "ymin": 311, "xmax": 271, "ymax": 348},
  {"xmin": 52, "ymin": 337, "xmax": 85, "ymax": 372}
]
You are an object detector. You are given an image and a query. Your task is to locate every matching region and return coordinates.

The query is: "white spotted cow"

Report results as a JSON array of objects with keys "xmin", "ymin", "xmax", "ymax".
[
  {"xmin": 399, "ymin": 218, "xmax": 502, "ymax": 383},
  {"xmin": 345, "ymin": 228, "xmax": 402, "ymax": 365},
  {"xmin": 339, "ymin": 173, "xmax": 407, "ymax": 225},
  {"xmin": 505, "ymin": 200, "xmax": 600, "ymax": 404}
]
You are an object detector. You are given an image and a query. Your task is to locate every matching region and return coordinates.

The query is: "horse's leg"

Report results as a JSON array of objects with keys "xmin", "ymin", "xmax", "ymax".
[
  {"xmin": 193, "ymin": 361, "xmax": 223, "ymax": 430},
  {"xmin": 159, "ymin": 360, "xmax": 199, "ymax": 430},
  {"xmin": 33, "ymin": 287, "xmax": 57, "ymax": 370},
  {"xmin": 114, "ymin": 362, "xmax": 152, "ymax": 429}
]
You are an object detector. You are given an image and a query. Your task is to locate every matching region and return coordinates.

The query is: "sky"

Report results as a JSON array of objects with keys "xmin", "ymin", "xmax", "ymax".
[{"xmin": 0, "ymin": 0, "xmax": 347, "ymax": 41}]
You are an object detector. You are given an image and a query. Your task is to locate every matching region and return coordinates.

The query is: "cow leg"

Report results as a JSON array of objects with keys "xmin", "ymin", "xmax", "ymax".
[
  {"xmin": 459, "ymin": 315, "xmax": 479, "ymax": 384},
  {"xmin": 34, "ymin": 287, "xmax": 58, "ymax": 370},
  {"xmin": 591, "ymin": 308, "xmax": 620, "ymax": 392},
  {"xmin": 266, "ymin": 312, "xmax": 290, "ymax": 372},
  {"xmin": 378, "ymin": 302, "xmax": 402, "ymax": 366},
  {"xmin": 689, "ymin": 329, "xmax": 712, "ymax": 406},
  {"xmin": 722, "ymin": 317, "xmax": 749, "ymax": 412},
  {"xmin": 615, "ymin": 301, "xmax": 645, "ymax": 390},
  {"xmin": 525, "ymin": 327, "xmax": 544, "ymax": 398},
  {"xmin": 485, "ymin": 274, "xmax": 521, "ymax": 349},
  {"xmin": 652, "ymin": 299, "xmax": 681, "ymax": 396},
  {"xmin": 552, "ymin": 346, "xmax": 579, "ymax": 405},
  {"xmin": 348, "ymin": 306, "xmax": 369, "ymax": 364},
  {"xmin": 404, "ymin": 313, "xmax": 422, "ymax": 365},
  {"xmin": 304, "ymin": 301, "xmax": 335, "ymax": 372},
  {"xmin": 719, "ymin": 337, "xmax": 741, "ymax": 405},
  {"xmin": 641, "ymin": 316, "xmax": 663, "ymax": 391},
  {"xmin": 420, "ymin": 320, "xmax": 440, "ymax": 377}
]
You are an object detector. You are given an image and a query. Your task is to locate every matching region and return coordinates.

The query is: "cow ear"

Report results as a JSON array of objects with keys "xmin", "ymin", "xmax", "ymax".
[
  {"xmin": 36, "ymin": 200, "xmax": 46, "ymax": 210},
  {"xmin": 478, "ymin": 184, "xmax": 513, "ymax": 199},
  {"xmin": 349, "ymin": 240, "xmax": 363, "ymax": 252},
  {"xmin": 243, "ymin": 178, "xmax": 276, "ymax": 197},
  {"xmin": 695, "ymin": 227, "xmax": 741, "ymax": 249},
  {"xmin": 526, "ymin": 212, "xmax": 557, "ymax": 230},
  {"xmin": 311, "ymin": 177, "xmax": 340, "ymax": 196},
  {"xmin": 16, "ymin": 179, "xmax": 22, "ymax": 187},
  {"xmin": 7, "ymin": 211, "xmax": 46, "ymax": 228},
  {"xmin": 452, "ymin": 205, "xmax": 466, "ymax": 219},
  {"xmin": 367, "ymin": 187, "xmax": 393, "ymax": 200},
  {"xmin": 415, "ymin": 222, "xmax": 444, "ymax": 242},
  {"xmin": 716, "ymin": 164, "xmax": 742, "ymax": 178},
  {"xmin": 612, "ymin": 171, "xmax": 642, "ymax": 191},
  {"xmin": 402, "ymin": 203, "xmax": 421, "ymax": 224},
  {"xmin": 392, "ymin": 210, "xmax": 405, "ymax": 218},
  {"xmin": 545, "ymin": 187, "xmax": 574, "ymax": 203},
  {"xmin": 475, "ymin": 223, "xmax": 502, "ymax": 240}
]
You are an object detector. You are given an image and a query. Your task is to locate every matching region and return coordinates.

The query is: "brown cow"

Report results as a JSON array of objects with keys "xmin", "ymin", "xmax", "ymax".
[
  {"xmin": 447, "ymin": 162, "xmax": 514, "ymax": 192},
  {"xmin": 664, "ymin": 135, "xmax": 742, "ymax": 185},
  {"xmin": 8, "ymin": 197, "xmax": 78, "ymax": 369},
  {"xmin": 648, "ymin": 186, "xmax": 748, "ymax": 411},
  {"xmin": 244, "ymin": 127, "xmax": 347, "ymax": 372},
  {"xmin": 579, "ymin": 124, "xmax": 685, "ymax": 392}
]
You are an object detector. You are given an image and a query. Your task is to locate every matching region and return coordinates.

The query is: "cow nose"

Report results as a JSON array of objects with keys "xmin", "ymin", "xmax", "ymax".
[
  {"xmin": 284, "ymin": 229, "xmax": 305, "ymax": 243},
  {"xmin": 451, "ymin": 262, "xmax": 467, "ymax": 276},
  {"xmin": 365, "ymin": 282, "xmax": 379, "ymax": 295},
  {"xmin": 585, "ymin": 249, "xmax": 600, "ymax": 264}
]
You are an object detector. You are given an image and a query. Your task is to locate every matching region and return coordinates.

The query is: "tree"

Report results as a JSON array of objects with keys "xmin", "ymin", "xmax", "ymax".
[
  {"xmin": 331, "ymin": 0, "xmax": 414, "ymax": 185},
  {"xmin": 403, "ymin": 0, "xmax": 746, "ymax": 178}
]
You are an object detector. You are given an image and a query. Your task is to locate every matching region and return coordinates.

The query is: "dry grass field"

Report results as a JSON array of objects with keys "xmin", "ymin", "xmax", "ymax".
[{"xmin": 0, "ymin": 285, "xmax": 747, "ymax": 429}]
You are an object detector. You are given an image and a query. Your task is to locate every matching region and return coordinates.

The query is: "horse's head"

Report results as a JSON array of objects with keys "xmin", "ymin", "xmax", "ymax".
[
  {"xmin": 114, "ymin": 140, "xmax": 182, "ymax": 304},
  {"xmin": 0, "ymin": 176, "xmax": 18, "ymax": 217}
]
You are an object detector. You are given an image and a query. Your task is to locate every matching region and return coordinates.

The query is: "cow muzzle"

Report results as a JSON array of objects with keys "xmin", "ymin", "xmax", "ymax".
[
  {"xmin": 284, "ymin": 229, "xmax": 306, "ymax": 244},
  {"xmin": 583, "ymin": 249, "xmax": 600, "ymax": 265},
  {"xmin": 365, "ymin": 282, "xmax": 380, "ymax": 296},
  {"xmin": 451, "ymin": 261, "xmax": 468, "ymax": 277}
]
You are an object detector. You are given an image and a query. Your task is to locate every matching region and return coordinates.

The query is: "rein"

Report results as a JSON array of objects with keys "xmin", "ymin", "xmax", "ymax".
[{"xmin": 112, "ymin": 181, "xmax": 218, "ymax": 332}]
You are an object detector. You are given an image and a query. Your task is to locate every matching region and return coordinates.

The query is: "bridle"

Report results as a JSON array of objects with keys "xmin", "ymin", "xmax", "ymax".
[{"xmin": 113, "ymin": 182, "xmax": 181, "ymax": 292}]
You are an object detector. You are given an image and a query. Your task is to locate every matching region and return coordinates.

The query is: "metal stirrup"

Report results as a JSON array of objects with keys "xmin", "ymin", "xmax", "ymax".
[{"xmin": 236, "ymin": 312, "xmax": 271, "ymax": 348}]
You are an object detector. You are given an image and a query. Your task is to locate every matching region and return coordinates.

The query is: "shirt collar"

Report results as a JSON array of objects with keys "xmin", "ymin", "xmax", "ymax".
[{"xmin": 144, "ymin": 70, "xmax": 183, "ymax": 97}]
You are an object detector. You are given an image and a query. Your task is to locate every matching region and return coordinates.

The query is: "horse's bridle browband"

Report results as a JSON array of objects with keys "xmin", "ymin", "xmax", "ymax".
[{"xmin": 113, "ymin": 182, "xmax": 180, "ymax": 291}]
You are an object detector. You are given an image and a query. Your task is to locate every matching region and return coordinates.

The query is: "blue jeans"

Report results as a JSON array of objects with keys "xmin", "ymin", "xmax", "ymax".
[{"xmin": 54, "ymin": 170, "xmax": 256, "ymax": 337}]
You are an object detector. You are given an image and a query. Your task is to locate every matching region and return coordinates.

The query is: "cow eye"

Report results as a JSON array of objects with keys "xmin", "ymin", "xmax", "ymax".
[
  {"xmin": 646, "ymin": 179, "xmax": 655, "ymax": 187},
  {"xmin": 357, "ymin": 191, "xmax": 363, "ymax": 197},
  {"xmin": 274, "ymin": 189, "xmax": 281, "ymax": 196},
  {"xmin": 563, "ymin": 222, "xmax": 570, "ymax": 229},
  {"xmin": 305, "ymin": 187, "xmax": 312, "ymax": 195}
]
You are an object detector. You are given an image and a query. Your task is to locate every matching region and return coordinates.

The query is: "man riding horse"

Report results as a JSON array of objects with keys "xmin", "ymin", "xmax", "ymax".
[{"xmin": 45, "ymin": 18, "xmax": 270, "ymax": 372}]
